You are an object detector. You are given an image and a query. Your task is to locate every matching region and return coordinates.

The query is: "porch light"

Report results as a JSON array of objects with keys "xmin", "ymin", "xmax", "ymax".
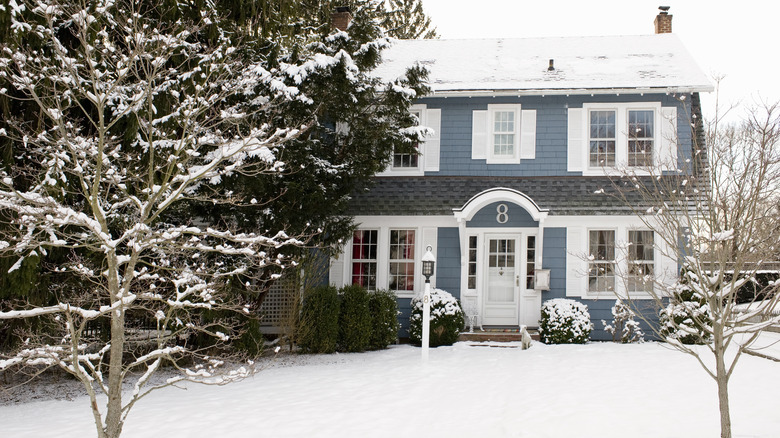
[
  {"xmin": 534, "ymin": 269, "xmax": 551, "ymax": 291},
  {"xmin": 421, "ymin": 245, "xmax": 435, "ymax": 363},
  {"xmin": 422, "ymin": 245, "xmax": 436, "ymax": 282}
]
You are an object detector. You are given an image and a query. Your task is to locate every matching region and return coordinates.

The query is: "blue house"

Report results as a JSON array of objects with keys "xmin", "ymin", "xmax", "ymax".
[{"xmin": 327, "ymin": 9, "xmax": 712, "ymax": 338}]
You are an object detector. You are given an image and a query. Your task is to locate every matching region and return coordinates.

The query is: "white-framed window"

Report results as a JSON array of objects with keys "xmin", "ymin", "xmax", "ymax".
[
  {"xmin": 488, "ymin": 105, "xmax": 520, "ymax": 163},
  {"xmin": 627, "ymin": 230, "xmax": 655, "ymax": 292},
  {"xmin": 569, "ymin": 102, "xmax": 676, "ymax": 174},
  {"xmin": 589, "ymin": 110, "xmax": 616, "ymax": 167},
  {"xmin": 467, "ymin": 235, "xmax": 478, "ymax": 290},
  {"xmin": 493, "ymin": 110, "xmax": 516, "ymax": 156},
  {"xmin": 472, "ymin": 104, "xmax": 536, "ymax": 164},
  {"xmin": 628, "ymin": 110, "xmax": 654, "ymax": 167},
  {"xmin": 392, "ymin": 110, "xmax": 420, "ymax": 169},
  {"xmin": 389, "ymin": 229, "xmax": 416, "ymax": 292},
  {"xmin": 351, "ymin": 229, "xmax": 378, "ymax": 291},
  {"xmin": 526, "ymin": 235, "xmax": 536, "ymax": 289},
  {"xmin": 588, "ymin": 229, "xmax": 616, "ymax": 293},
  {"xmin": 381, "ymin": 104, "xmax": 441, "ymax": 176}
]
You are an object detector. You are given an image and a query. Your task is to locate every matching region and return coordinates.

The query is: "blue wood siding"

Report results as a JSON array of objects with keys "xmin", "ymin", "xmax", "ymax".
[
  {"xmin": 397, "ymin": 297, "xmax": 412, "ymax": 338},
  {"xmin": 466, "ymin": 201, "xmax": 538, "ymax": 228},
  {"xmin": 419, "ymin": 94, "xmax": 692, "ymax": 177},
  {"xmin": 436, "ymin": 227, "xmax": 461, "ymax": 298},
  {"xmin": 542, "ymin": 227, "xmax": 567, "ymax": 297}
]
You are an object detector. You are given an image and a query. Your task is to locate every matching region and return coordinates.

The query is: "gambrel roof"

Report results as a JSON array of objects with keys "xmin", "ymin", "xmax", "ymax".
[{"xmin": 374, "ymin": 34, "xmax": 713, "ymax": 96}]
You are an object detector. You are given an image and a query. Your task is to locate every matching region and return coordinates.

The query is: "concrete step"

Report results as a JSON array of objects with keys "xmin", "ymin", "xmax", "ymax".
[{"xmin": 459, "ymin": 329, "xmax": 540, "ymax": 343}]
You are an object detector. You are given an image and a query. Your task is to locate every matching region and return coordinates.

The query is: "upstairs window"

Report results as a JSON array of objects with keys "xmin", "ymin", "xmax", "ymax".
[
  {"xmin": 628, "ymin": 110, "xmax": 654, "ymax": 167},
  {"xmin": 570, "ymin": 102, "xmax": 676, "ymax": 174},
  {"xmin": 589, "ymin": 110, "xmax": 616, "ymax": 167},
  {"xmin": 493, "ymin": 110, "xmax": 516, "ymax": 157},
  {"xmin": 472, "ymin": 104, "xmax": 536, "ymax": 164},
  {"xmin": 393, "ymin": 110, "xmax": 420, "ymax": 169}
]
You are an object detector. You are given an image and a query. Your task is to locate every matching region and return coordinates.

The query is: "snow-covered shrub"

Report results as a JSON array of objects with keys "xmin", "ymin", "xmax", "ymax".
[
  {"xmin": 298, "ymin": 285, "xmax": 340, "ymax": 354},
  {"xmin": 539, "ymin": 299, "xmax": 592, "ymax": 344},
  {"xmin": 368, "ymin": 289, "xmax": 400, "ymax": 350},
  {"xmin": 338, "ymin": 284, "xmax": 372, "ymax": 352},
  {"xmin": 409, "ymin": 288, "xmax": 465, "ymax": 347},
  {"xmin": 601, "ymin": 300, "xmax": 644, "ymax": 343},
  {"xmin": 659, "ymin": 270, "xmax": 712, "ymax": 344}
]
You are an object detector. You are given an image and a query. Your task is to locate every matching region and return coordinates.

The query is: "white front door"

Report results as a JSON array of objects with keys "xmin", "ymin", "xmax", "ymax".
[{"xmin": 482, "ymin": 236, "xmax": 521, "ymax": 326}]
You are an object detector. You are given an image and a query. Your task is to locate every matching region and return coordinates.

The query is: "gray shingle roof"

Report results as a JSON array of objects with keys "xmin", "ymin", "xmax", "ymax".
[{"xmin": 347, "ymin": 176, "xmax": 652, "ymax": 216}]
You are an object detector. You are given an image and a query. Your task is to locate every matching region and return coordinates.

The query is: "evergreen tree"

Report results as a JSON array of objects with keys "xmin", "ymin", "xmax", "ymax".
[
  {"xmin": 0, "ymin": 0, "xmax": 430, "ymax": 346},
  {"xmin": 381, "ymin": 0, "xmax": 438, "ymax": 39}
]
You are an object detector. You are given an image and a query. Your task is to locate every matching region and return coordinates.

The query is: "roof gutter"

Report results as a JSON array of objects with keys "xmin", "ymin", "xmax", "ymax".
[{"xmin": 426, "ymin": 86, "xmax": 714, "ymax": 98}]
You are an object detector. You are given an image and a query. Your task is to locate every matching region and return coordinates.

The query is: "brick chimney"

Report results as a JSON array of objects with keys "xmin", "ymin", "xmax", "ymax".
[
  {"xmin": 654, "ymin": 6, "xmax": 672, "ymax": 34},
  {"xmin": 331, "ymin": 6, "xmax": 353, "ymax": 32}
]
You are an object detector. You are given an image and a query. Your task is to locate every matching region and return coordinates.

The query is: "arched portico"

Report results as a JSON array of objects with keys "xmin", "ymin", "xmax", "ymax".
[{"xmin": 453, "ymin": 188, "xmax": 548, "ymax": 328}]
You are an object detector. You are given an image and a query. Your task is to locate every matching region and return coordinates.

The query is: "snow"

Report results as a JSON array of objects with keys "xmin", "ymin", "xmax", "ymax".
[
  {"xmin": 374, "ymin": 34, "xmax": 712, "ymax": 94},
  {"xmin": 2, "ymin": 339, "xmax": 779, "ymax": 438}
]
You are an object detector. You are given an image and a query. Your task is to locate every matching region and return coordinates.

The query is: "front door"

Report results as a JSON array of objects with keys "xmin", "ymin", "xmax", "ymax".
[{"xmin": 482, "ymin": 236, "xmax": 521, "ymax": 326}]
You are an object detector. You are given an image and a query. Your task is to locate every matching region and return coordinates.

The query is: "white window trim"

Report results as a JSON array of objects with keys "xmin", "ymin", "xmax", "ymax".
[
  {"xmin": 627, "ymin": 229, "xmax": 657, "ymax": 294},
  {"xmin": 381, "ymin": 104, "xmax": 427, "ymax": 176},
  {"xmin": 388, "ymin": 228, "xmax": 417, "ymax": 295},
  {"xmin": 586, "ymin": 227, "xmax": 618, "ymax": 297},
  {"xmin": 581, "ymin": 102, "xmax": 662, "ymax": 176},
  {"xmin": 350, "ymin": 229, "xmax": 380, "ymax": 291},
  {"xmin": 487, "ymin": 104, "xmax": 521, "ymax": 164},
  {"xmin": 345, "ymin": 226, "xmax": 422, "ymax": 298}
]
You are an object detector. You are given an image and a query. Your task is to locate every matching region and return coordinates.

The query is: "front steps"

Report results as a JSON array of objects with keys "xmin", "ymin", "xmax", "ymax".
[{"xmin": 458, "ymin": 328, "xmax": 540, "ymax": 343}]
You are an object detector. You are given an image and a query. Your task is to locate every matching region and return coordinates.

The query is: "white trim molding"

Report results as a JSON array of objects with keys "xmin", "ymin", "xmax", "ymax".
[
  {"xmin": 453, "ymin": 188, "xmax": 549, "ymax": 223},
  {"xmin": 567, "ymin": 102, "xmax": 679, "ymax": 175}
]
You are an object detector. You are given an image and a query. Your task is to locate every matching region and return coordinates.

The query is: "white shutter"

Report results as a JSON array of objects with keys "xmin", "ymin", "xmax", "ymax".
[
  {"xmin": 520, "ymin": 109, "xmax": 537, "ymax": 159},
  {"xmin": 567, "ymin": 108, "xmax": 584, "ymax": 172},
  {"xmin": 471, "ymin": 110, "xmax": 488, "ymax": 159},
  {"xmin": 659, "ymin": 107, "xmax": 678, "ymax": 170},
  {"xmin": 329, "ymin": 249, "xmax": 345, "ymax": 288},
  {"xmin": 423, "ymin": 108, "xmax": 441, "ymax": 172},
  {"xmin": 566, "ymin": 227, "xmax": 585, "ymax": 297},
  {"xmin": 421, "ymin": 226, "xmax": 438, "ymax": 286}
]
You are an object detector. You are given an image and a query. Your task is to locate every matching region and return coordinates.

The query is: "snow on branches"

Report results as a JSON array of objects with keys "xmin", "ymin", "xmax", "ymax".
[{"xmin": 0, "ymin": 1, "xmax": 382, "ymax": 436}]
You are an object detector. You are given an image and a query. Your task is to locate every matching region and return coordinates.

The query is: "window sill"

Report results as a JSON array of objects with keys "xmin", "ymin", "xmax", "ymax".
[{"xmin": 377, "ymin": 168, "xmax": 425, "ymax": 177}]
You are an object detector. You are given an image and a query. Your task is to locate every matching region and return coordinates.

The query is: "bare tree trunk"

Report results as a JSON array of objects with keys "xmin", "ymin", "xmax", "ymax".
[{"xmin": 714, "ymin": 329, "xmax": 732, "ymax": 438}]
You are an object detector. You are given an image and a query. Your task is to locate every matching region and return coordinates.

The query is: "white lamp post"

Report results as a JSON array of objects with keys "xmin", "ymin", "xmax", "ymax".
[{"xmin": 421, "ymin": 245, "xmax": 436, "ymax": 363}]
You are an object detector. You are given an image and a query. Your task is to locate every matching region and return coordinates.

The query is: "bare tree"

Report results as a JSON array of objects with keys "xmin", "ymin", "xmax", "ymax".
[
  {"xmin": 0, "ymin": 1, "xmax": 340, "ymax": 437},
  {"xmin": 606, "ymin": 92, "xmax": 780, "ymax": 438}
]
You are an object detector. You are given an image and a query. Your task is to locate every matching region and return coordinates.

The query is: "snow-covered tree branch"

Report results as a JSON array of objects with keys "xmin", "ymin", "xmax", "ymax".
[{"xmin": 0, "ymin": 1, "xmax": 419, "ymax": 437}]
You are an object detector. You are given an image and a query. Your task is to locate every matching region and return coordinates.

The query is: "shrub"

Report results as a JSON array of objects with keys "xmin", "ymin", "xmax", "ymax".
[
  {"xmin": 601, "ymin": 300, "xmax": 644, "ymax": 343},
  {"xmin": 539, "ymin": 298, "xmax": 592, "ymax": 344},
  {"xmin": 659, "ymin": 269, "xmax": 712, "ymax": 345},
  {"xmin": 337, "ymin": 284, "xmax": 372, "ymax": 352},
  {"xmin": 409, "ymin": 288, "xmax": 465, "ymax": 347},
  {"xmin": 368, "ymin": 289, "xmax": 400, "ymax": 350},
  {"xmin": 298, "ymin": 285, "xmax": 340, "ymax": 354}
]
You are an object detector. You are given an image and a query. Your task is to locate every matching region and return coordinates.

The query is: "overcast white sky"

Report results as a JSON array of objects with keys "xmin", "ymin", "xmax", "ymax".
[{"xmin": 421, "ymin": 0, "xmax": 779, "ymax": 121}]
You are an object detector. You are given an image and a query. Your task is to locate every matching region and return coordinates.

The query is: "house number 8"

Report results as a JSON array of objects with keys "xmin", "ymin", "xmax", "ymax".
[{"xmin": 496, "ymin": 203, "xmax": 509, "ymax": 224}]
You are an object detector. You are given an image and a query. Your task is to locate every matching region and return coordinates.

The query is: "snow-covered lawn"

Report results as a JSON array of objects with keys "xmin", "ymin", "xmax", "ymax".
[{"xmin": 2, "ymin": 338, "xmax": 779, "ymax": 438}]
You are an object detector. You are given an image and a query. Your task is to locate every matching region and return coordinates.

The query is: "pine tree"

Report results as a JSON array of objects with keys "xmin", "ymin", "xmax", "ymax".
[{"xmin": 382, "ymin": 0, "xmax": 438, "ymax": 39}]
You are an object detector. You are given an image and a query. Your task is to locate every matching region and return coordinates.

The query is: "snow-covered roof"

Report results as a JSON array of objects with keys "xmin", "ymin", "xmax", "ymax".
[{"xmin": 374, "ymin": 34, "xmax": 713, "ymax": 96}]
